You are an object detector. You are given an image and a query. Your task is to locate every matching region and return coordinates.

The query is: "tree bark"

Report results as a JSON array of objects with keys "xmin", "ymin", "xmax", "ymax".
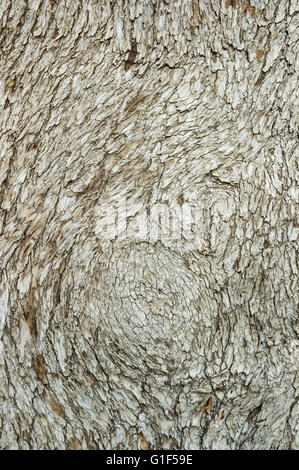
[{"xmin": 0, "ymin": 0, "xmax": 298, "ymax": 450}]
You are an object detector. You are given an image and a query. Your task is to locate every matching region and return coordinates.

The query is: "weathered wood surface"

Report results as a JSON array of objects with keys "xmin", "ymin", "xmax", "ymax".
[{"xmin": 0, "ymin": 0, "xmax": 298, "ymax": 449}]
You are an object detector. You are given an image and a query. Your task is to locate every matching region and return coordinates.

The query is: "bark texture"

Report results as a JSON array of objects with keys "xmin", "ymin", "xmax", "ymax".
[{"xmin": 0, "ymin": 0, "xmax": 298, "ymax": 450}]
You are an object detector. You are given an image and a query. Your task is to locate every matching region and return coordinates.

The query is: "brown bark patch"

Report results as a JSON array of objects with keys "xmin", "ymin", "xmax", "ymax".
[
  {"xmin": 124, "ymin": 41, "xmax": 137, "ymax": 71},
  {"xmin": 68, "ymin": 437, "xmax": 83, "ymax": 450},
  {"xmin": 192, "ymin": 0, "xmax": 200, "ymax": 23},
  {"xmin": 59, "ymin": 259, "xmax": 66, "ymax": 275},
  {"xmin": 49, "ymin": 398, "xmax": 65, "ymax": 417},
  {"xmin": 139, "ymin": 433, "xmax": 150, "ymax": 450},
  {"xmin": 24, "ymin": 290, "xmax": 37, "ymax": 338},
  {"xmin": 34, "ymin": 354, "xmax": 47, "ymax": 383},
  {"xmin": 126, "ymin": 93, "xmax": 146, "ymax": 112},
  {"xmin": 7, "ymin": 79, "xmax": 15, "ymax": 88},
  {"xmin": 225, "ymin": 0, "xmax": 234, "ymax": 8},
  {"xmin": 246, "ymin": 404, "xmax": 262, "ymax": 422},
  {"xmin": 86, "ymin": 370, "xmax": 98, "ymax": 385},
  {"xmin": 256, "ymin": 50, "xmax": 264, "ymax": 60},
  {"xmin": 203, "ymin": 397, "xmax": 212, "ymax": 412},
  {"xmin": 177, "ymin": 194, "xmax": 184, "ymax": 205}
]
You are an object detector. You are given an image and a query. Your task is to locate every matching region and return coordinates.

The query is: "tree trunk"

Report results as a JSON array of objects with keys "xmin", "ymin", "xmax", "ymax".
[{"xmin": 0, "ymin": 0, "xmax": 298, "ymax": 450}]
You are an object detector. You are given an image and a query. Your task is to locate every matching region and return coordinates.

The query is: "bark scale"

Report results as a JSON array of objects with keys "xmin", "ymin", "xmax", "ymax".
[{"xmin": 0, "ymin": 0, "xmax": 298, "ymax": 449}]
